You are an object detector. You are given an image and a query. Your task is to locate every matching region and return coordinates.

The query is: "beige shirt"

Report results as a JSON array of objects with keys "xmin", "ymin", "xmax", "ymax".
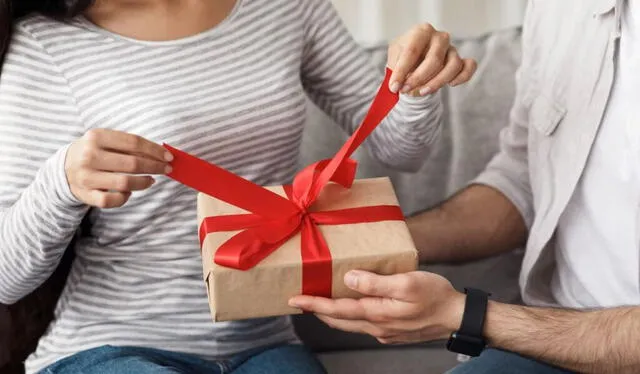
[{"xmin": 475, "ymin": 0, "xmax": 627, "ymax": 307}]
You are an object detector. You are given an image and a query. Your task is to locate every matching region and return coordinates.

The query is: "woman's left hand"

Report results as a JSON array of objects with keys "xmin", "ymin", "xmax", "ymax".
[{"xmin": 387, "ymin": 24, "xmax": 477, "ymax": 96}]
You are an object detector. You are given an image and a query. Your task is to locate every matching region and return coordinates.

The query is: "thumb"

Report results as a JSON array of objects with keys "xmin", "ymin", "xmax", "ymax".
[{"xmin": 344, "ymin": 270, "xmax": 416, "ymax": 300}]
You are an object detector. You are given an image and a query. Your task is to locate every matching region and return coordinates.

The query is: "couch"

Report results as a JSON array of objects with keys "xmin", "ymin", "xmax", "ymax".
[{"xmin": 0, "ymin": 27, "xmax": 523, "ymax": 374}]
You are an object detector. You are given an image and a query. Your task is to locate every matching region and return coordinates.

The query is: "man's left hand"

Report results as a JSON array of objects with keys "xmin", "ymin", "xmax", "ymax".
[{"xmin": 289, "ymin": 270, "xmax": 465, "ymax": 345}]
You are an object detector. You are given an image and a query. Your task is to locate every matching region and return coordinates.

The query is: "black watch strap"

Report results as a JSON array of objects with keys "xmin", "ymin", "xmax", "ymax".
[
  {"xmin": 460, "ymin": 287, "xmax": 489, "ymax": 338},
  {"xmin": 446, "ymin": 288, "xmax": 490, "ymax": 357}
]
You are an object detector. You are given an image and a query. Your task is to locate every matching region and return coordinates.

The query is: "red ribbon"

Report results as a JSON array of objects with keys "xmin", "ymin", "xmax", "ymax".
[{"xmin": 164, "ymin": 68, "xmax": 403, "ymax": 297}]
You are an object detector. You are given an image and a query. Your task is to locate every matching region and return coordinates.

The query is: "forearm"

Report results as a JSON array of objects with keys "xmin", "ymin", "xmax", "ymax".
[
  {"xmin": 0, "ymin": 146, "xmax": 88, "ymax": 304},
  {"xmin": 483, "ymin": 302, "xmax": 640, "ymax": 373},
  {"xmin": 408, "ymin": 184, "xmax": 527, "ymax": 263}
]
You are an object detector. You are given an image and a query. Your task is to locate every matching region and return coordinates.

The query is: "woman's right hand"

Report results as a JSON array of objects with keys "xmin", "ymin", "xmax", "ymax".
[{"xmin": 65, "ymin": 128, "xmax": 174, "ymax": 208}]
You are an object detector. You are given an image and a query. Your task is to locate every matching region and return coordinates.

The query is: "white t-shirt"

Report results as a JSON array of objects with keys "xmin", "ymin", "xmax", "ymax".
[{"xmin": 553, "ymin": 0, "xmax": 640, "ymax": 308}]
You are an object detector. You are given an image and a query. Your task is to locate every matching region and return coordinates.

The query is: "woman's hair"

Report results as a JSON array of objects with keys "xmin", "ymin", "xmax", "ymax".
[{"xmin": 0, "ymin": 0, "xmax": 93, "ymax": 67}]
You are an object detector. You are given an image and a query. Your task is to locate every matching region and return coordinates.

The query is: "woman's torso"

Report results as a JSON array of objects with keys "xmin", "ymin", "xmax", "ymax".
[{"xmin": 25, "ymin": 0, "xmax": 312, "ymax": 370}]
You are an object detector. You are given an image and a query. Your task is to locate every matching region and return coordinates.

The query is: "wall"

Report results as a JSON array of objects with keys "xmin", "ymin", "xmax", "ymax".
[{"xmin": 331, "ymin": 0, "xmax": 527, "ymax": 45}]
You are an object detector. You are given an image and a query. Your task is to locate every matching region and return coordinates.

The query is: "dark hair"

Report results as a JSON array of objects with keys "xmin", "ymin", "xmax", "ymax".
[{"xmin": 0, "ymin": 0, "xmax": 93, "ymax": 67}]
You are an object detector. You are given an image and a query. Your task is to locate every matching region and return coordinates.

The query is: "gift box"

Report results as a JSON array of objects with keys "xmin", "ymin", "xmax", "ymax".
[
  {"xmin": 165, "ymin": 68, "xmax": 419, "ymax": 322},
  {"xmin": 198, "ymin": 177, "xmax": 417, "ymax": 321}
]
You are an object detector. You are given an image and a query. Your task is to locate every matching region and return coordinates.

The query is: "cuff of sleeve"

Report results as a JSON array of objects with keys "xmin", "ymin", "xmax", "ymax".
[
  {"xmin": 472, "ymin": 169, "xmax": 535, "ymax": 230},
  {"xmin": 397, "ymin": 90, "xmax": 442, "ymax": 112},
  {"xmin": 46, "ymin": 144, "xmax": 85, "ymax": 209},
  {"xmin": 392, "ymin": 91, "xmax": 443, "ymax": 136}
]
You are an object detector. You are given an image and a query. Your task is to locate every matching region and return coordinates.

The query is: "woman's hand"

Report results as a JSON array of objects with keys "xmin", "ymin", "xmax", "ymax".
[
  {"xmin": 289, "ymin": 270, "xmax": 465, "ymax": 345},
  {"xmin": 65, "ymin": 128, "xmax": 173, "ymax": 208},
  {"xmin": 388, "ymin": 24, "xmax": 477, "ymax": 96}
]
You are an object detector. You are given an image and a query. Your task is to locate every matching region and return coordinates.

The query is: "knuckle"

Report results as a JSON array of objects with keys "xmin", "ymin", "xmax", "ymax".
[
  {"xmin": 424, "ymin": 56, "xmax": 444, "ymax": 70},
  {"xmin": 130, "ymin": 135, "xmax": 144, "ymax": 150},
  {"xmin": 125, "ymin": 157, "xmax": 141, "ymax": 173},
  {"xmin": 370, "ymin": 327, "xmax": 389, "ymax": 339},
  {"xmin": 418, "ymin": 23, "xmax": 434, "ymax": 34},
  {"xmin": 95, "ymin": 194, "xmax": 110, "ymax": 209},
  {"xmin": 403, "ymin": 45, "xmax": 421, "ymax": 58},
  {"xmin": 438, "ymin": 31, "xmax": 451, "ymax": 44},
  {"xmin": 397, "ymin": 274, "xmax": 418, "ymax": 295},
  {"xmin": 359, "ymin": 277, "xmax": 376, "ymax": 294},
  {"xmin": 83, "ymin": 129, "xmax": 101, "ymax": 146},
  {"xmin": 115, "ymin": 175, "xmax": 132, "ymax": 191},
  {"xmin": 75, "ymin": 169, "xmax": 92, "ymax": 187},
  {"xmin": 79, "ymin": 148, "xmax": 95, "ymax": 166}
]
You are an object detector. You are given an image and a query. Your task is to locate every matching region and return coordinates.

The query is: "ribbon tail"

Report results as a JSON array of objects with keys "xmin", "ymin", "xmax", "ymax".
[
  {"xmin": 199, "ymin": 214, "xmax": 266, "ymax": 247},
  {"xmin": 214, "ymin": 228, "xmax": 294, "ymax": 270},
  {"xmin": 301, "ymin": 68, "xmax": 399, "ymax": 204},
  {"xmin": 164, "ymin": 144, "xmax": 299, "ymax": 218}
]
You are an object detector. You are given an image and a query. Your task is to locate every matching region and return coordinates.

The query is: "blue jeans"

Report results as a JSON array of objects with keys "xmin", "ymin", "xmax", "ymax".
[
  {"xmin": 40, "ymin": 344, "xmax": 326, "ymax": 374},
  {"xmin": 447, "ymin": 348, "xmax": 576, "ymax": 374}
]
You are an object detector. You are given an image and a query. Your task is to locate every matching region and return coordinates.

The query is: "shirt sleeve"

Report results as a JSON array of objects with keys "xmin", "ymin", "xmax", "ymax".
[
  {"xmin": 0, "ymin": 24, "xmax": 88, "ymax": 304},
  {"xmin": 472, "ymin": 1, "xmax": 537, "ymax": 229},
  {"xmin": 299, "ymin": 0, "xmax": 443, "ymax": 172}
]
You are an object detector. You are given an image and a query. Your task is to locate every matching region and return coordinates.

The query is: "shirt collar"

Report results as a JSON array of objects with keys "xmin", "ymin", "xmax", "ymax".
[{"xmin": 593, "ymin": 0, "xmax": 617, "ymax": 16}]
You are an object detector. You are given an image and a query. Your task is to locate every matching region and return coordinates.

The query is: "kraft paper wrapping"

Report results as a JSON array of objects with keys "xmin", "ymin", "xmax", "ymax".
[{"xmin": 198, "ymin": 177, "xmax": 418, "ymax": 322}]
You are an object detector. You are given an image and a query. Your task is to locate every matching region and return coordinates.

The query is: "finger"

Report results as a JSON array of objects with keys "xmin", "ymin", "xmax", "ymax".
[
  {"xmin": 85, "ymin": 128, "xmax": 172, "ymax": 162},
  {"xmin": 82, "ymin": 148, "xmax": 170, "ymax": 175},
  {"xmin": 417, "ymin": 48, "xmax": 464, "ymax": 96},
  {"xmin": 344, "ymin": 271, "xmax": 422, "ymax": 301},
  {"xmin": 449, "ymin": 58, "xmax": 477, "ymax": 86},
  {"xmin": 290, "ymin": 294, "xmax": 407, "ymax": 322},
  {"xmin": 389, "ymin": 25, "xmax": 434, "ymax": 93},
  {"xmin": 289, "ymin": 296, "xmax": 368, "ymax": 320},
  {"xmin": 316, "ymin": 315, "xmax": 395, "ymax": 340},
  {"xmin": 315, "ymin": 315, "xmax": 372, "ymax": 335},
  {"xmin": 84, "ymin": 189, "xmax": 131, "ymax": 209},
  {"xmin": 377, "ymin": 332, "xmax": 425, "ymax": 345},
  {"xmin": 403, "ymin": 32, "xmax": 451, "ymax": 91},
  {"xmin": 73, "ymin": 169, "xmax": 155, "ymax": 192}
]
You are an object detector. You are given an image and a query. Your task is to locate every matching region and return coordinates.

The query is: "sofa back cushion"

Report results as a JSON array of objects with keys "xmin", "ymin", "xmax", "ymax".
[{"xmin": 295, "ymin": 27, "xmax": 525, "ymax": 351}]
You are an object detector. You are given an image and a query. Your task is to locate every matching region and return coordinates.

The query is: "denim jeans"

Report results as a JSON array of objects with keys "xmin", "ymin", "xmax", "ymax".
[
  {"xmin": 40, "ymin": 344, "xmax": 326, "ymax": 374},
  {"xmin": 447, "ymin": 348, "xmax": 576, "ymax": 374}
]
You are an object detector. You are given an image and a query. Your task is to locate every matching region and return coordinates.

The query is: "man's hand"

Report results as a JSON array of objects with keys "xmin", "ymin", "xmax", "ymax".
[
  {"xmin": 289, "ymin": 270, "xmax": 464, "ymax": 344},
  {"xmin": 388, "ymin": 24, "xmax": 477, "ymax": 96},
  {"xmin": 65, "ymin": 128, "xmax": 173, "ymax": 208}
]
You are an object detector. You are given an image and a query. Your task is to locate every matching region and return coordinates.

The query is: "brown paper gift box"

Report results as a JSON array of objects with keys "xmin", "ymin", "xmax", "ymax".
[{"xmin": 197, "ymin": 177, "xmax": 418, "ymax": 322}]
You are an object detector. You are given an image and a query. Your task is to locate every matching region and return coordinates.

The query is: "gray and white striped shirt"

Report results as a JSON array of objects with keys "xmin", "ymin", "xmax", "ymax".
[{"xmin": 0, "ymin": 1, "xmax": 442, "ymax": 372}]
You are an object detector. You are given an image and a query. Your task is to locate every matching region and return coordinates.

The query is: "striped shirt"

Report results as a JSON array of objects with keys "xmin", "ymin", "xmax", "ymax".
[{"xmin": 0, "ymin": 0, "xmax": 442, "ymax": 372}]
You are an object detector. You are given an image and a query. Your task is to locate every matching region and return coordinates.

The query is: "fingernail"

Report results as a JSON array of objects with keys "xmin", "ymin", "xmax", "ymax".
[
  {"xmin": 164, "ymin": 152, "xmax": 174, "ymax": 162},
  {"xmin": 164, "ymin": 165, "xmax": 173, "ymax": 174},
  {"xmin": 344, "ymin": 271, "xmax": 359, "ymax": 289},
  {"xmin": 389, "ymin": 81, "xmax": 401, "ymax": 93},
  {"xmin": 401, "ymin": 84, "xmax": 412, "ymax": 93},
  {"xmin": 419, "ymin": 86, "xmax": 432, "ymax": 96},
  {"xmin": 288, "ymin": 299, "xmax": 300, "ymax": 308}
]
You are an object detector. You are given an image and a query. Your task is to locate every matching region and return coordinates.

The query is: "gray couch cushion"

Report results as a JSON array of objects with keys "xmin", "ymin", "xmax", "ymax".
[{"xmin": 294, "ymin": 27, "xmax": 524, "ymax": 355}]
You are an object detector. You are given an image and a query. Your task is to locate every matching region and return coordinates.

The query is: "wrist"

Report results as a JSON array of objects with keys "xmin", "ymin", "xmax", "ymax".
[
  {"xmin": 51, "ymin": 144, "xmax": 85, "ymax": 208},
  {"xmin": 442, "ymin": 291, "xmax": 466, "ymax": 336}
]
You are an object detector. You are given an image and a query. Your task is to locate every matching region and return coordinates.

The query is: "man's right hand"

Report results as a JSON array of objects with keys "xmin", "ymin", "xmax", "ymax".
[{"xmin": 65, "ymin": 128, "xmax": 174, "ymax": 208}]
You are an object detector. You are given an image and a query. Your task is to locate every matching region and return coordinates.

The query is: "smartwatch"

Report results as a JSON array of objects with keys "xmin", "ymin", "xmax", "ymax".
[{"xmin": 446, "ymin": 288, "xmax": 490, "ymax": 357}]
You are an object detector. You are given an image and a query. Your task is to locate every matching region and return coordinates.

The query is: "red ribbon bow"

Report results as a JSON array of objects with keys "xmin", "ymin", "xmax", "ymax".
[{"xmin": 164, "ymin": 68, "xmax": 403, "ymax": 297}]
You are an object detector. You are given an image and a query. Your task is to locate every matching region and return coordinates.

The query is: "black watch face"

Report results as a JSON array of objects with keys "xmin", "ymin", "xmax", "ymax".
[{"xmin": 446, "ymin": 332, "xmax": 485, "ymax": 357}]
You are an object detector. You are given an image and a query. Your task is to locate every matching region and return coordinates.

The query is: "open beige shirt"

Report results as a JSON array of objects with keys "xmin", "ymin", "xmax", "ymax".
[{"xmin": 475, "ymin": 0, "xmax": 622, "ymax": 306}]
